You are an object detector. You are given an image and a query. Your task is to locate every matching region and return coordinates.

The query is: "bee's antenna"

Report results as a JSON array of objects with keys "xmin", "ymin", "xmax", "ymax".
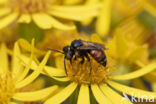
[{"xmin": 47, "ymin": 48, "xmax": 64, "ymax": 54}]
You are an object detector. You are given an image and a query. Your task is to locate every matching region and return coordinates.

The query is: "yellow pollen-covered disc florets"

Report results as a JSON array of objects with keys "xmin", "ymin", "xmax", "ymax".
[
  {"xmin": 67, "ymin": 57, "xmax": 114, "ymax": 84},
  {"xmin": 9, "ymin": 0, "xmax": 55, "ymax": 14},
  {"xmin": 0, "ymin": 74, "xmax": 15, "ymax": 104}
]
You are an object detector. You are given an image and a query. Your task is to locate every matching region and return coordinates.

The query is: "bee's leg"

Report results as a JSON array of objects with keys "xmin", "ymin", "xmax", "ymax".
[
  {"xmin": 77, "ymin": 57, "xmax": 85, "ymax": 69},
  {"xmin": 64, "ymin": 56, "xmax": 68, "ymax": 76},
  {"xmin": 70, "ymin": 55, "xmax": 74, "ymax": 65},
  {"xmin": 79, "ymin": 57, "xmax": 85, "ymax": 64},
  {"xmin": 70, "ymin": 58, "xmax": 72, "ymax": 65},
  {"xmin": 70, "ymin": 56, "xmax": 74, "ymax": 70},
  {"xmin": 85, "ymin": 54, "xmax": 92, "ymax": 74},
  {"xmin": 74, "ymin": 56, "xmax": 77, "ymax": 60}
]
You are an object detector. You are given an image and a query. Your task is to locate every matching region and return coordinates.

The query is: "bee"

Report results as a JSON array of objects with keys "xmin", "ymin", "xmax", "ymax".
[{"xmin": 48, "ymin": 39, "xmax": 107, "ymax": 75}]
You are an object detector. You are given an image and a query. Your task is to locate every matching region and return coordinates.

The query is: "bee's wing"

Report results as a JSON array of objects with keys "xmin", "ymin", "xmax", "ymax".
[
  {"xmin": 77, "ymin": 45, "xmax": 101, "ymax": 50},
  {"xmin": 81, "ymin": 40, "xmax": 107, "ymax": 50}
]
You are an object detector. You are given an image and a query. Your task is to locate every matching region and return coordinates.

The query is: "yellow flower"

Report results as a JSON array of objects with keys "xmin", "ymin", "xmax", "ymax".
[
  {"xmin": 96, "ymin": 0, "xmax": 112, "ymax": 37},
  {"xmin": 82, "ymin": 0, "xmax": 156, "ymax": 37},
  {"xmin": 106, "ymin": 23, "xmax": 152, "ymax": 89},
  {"xmin": 0, "ymin": 40, "xmax": 60, "ymax": 104},
  {"xmin": 82, "ymin": 0, "xmax": 112, "ymax": 37},
  {"xmin": 0, "ymin": 0, "xmax": 100, "ymax": 30},
  {"xmin": 20, "ymin": 37, "xmax": 156, "ymax": 104},
  {"xmin": 107, "ymin": 19, "xmax": 149, "ymax": 65}
]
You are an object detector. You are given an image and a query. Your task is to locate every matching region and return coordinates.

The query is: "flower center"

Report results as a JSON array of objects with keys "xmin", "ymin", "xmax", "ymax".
[
  {"xmin": 0, "ymin": 74, "xmax": 15, "ymax": 104},
  {"xmin": 67, "ymin": 57, "xmax": 114, "ymax": 84},
  {"xmin": 8, "ymin": 0, "xmax": 56, "ymax": 14}
]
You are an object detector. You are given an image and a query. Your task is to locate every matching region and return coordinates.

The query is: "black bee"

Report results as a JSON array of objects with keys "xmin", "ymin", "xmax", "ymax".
[{"xmin": 48, "ymin": 39, "xmax": 107, "ymax": 75}]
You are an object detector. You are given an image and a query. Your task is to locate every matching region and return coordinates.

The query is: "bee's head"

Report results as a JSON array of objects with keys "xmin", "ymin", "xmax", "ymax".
[{"xmin": 63, "ymin": 46, "xmax": 74, "ymax": 59}]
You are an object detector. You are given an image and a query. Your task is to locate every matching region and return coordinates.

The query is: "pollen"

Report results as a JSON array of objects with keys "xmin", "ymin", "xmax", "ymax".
[
  {"xmin": 67, "ymin": 57, "xmax": 114, "ymax": 84},
  {"xmin": 8, "ymin": 0, "xmax": 56, "ymax": 14},
  {"xmin": 0, "ymin": 74, "xmax": 15, "ymax": 104}
]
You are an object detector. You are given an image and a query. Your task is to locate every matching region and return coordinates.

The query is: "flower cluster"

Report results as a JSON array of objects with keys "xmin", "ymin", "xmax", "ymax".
[{"xmin": 0, "ymin": 0, "xmax": 156, "ymax": 104}]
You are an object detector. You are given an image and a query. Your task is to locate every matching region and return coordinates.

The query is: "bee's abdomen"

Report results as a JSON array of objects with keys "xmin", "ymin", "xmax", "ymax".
[
  {"xmin": 90, "ymin": 50, "xmax": 105, "ymax": 59},
  {"xmin": 100, "ymin": 56, "xmax": 107, "ymax": 66}
]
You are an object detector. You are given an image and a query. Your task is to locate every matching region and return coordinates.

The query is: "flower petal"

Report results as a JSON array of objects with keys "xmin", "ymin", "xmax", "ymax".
[
  {"xmin": 44, "ymin": 66, "xmax": 66, "ymax": 77},
  {"xmin": 0, "ymin": 8, "xmax": 11, "ymax": 17},
  {"xmin": 77, "ymin": 85, "xmax": 90, "ymax": 104},
  {"xmin": 13, "ymin": 85, "xmax": 58, "ymax": 101},
  {"xmin": 81, "ymin": 0, "xmax": 99, "ymax": 25},
  {"xmin": 100, "ymin": 84, "xmax": 133, "ymax": 104},
  {"xmin": 50, "ymin": 4, "xmax": 100, "ymax": 21},
  {"xmin": 49, "ymin": 10, "xmax": 98, "ymax": 21},
  {"xmin": 52, "ymin": 77, "xmax": 69, "ymax": 82},
  {"xmin": 96, "ymin": 0, "xmax": 112, "ymax": 36},
  {"xmin": 20, "ymin": 54, "xmax": 66, "ymax": 77},
  {"xmin": 91, "ymin": 84, "xmax": 112, "ymax": 104},
  {"xmin": 18, "ymin": 14, "xmax": 31, "ymax": 23},
  {"xmin": 0, "ymin": 43, "xmax": 8, "ymax": 74},
  {"xmin": 16, "ymin": 51, "xmax": 51, "ymax": 89},
  {"xmin": 51, "ymin": 4, "xmax": 101, "ymax": 13},
  {"xmin": 32, "ymin": 13, "xmax": 53, "ymax": 29},
  {"xmin": 12, "ymin": 42, "xmax": 21, "ymax": 77},
  {"xmin": 18, "ymin": 39, "xmax": 45, "ymax": 55},
  {"xmin": 0, "ymin": 12, "xmax": 18, "ymax": 29},
  {"xmin": 48, "ymin": 16, "xmax": 76, "ymax": 30},
  {"xmin": 108, "ymin": 81, "xmax": 156, "ymax": 99},
  {"xmin": 32, "ymin": 13, "xmax": 75, "ymax": 30},
  {"xmin": 44, "ymin": 82, "xmax": 78, "ymax": 104},
  {"xmin": 111, "ymin": 62, "xmax": 156, "ymax": 80},
  {"xmin": 17, "ymin": 39, "xmax": 34, "ymax": 82}
]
